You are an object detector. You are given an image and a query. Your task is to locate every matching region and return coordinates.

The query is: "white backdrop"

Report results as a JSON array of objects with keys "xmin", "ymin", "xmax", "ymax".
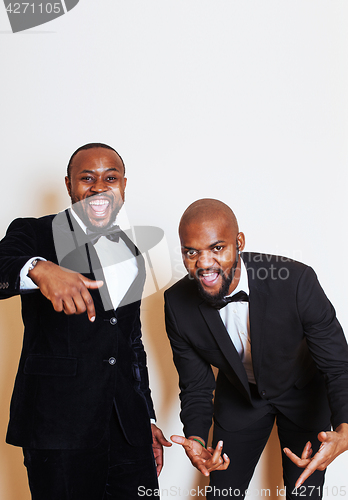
[{"xmin": 0, "ymin": 1, "xmax": 347, "ymax": 498}]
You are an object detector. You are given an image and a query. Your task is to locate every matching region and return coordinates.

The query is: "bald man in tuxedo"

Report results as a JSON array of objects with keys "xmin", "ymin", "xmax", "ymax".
[{"xmin": 165, "ymin": 198, "xmax": 348, "ymax": 499}]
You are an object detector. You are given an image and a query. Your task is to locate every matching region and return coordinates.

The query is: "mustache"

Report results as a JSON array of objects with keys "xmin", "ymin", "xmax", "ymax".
[{"xmin": 85, "ymin": 193, "xmax": 114, "ymax": 202}]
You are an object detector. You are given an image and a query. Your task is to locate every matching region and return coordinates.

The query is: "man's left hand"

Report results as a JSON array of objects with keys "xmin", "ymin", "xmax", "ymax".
[
  {"xmin": 284, "ymin": 423, "xmax": 348, "ymax": 489},
  {"xmin": 151, "ymin": 424, "xmax": 172, "ymax": 476}
]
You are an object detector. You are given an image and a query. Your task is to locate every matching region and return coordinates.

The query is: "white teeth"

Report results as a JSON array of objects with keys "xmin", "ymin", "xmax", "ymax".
[
  {"xmin": 202, "ymin": 272, "xmax": 216, "ymax": 277},
  {"xmin": 89, "ymin": 199, "xmax": 109, "ymax": 206}
]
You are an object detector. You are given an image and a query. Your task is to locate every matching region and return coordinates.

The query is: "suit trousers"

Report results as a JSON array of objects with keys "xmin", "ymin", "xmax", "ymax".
[
  {"xmin": 208, "ymin": 408, "xmax": 330, "ymax": 500},
  {"xmin": 23, "ymin": 408, "xmax": 158, "ymax": 500}
]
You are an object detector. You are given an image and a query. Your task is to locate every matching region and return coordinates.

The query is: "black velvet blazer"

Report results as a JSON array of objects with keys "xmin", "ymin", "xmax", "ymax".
[
  {"xmin": 165, "ymin": 252, "xmax": 348, "ymax": 444},
  {"xmin": 0, "ymin": 212, "xmax": 155, "ymax": 449}
]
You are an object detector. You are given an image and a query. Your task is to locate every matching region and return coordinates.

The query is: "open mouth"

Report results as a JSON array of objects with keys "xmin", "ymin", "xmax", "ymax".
[
  {"xmin": 88, "ymin": 198, "xmax": 110, "ymax": 218},
  {"xmin": 197, "ymin": 269, "xmax": 221, "ymax": 287}
]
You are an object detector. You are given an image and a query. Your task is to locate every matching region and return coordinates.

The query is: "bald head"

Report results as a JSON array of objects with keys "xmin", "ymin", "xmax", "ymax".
[{"xmin": 179, "ymin": 199, "xmax": 239, "ymax": 237}]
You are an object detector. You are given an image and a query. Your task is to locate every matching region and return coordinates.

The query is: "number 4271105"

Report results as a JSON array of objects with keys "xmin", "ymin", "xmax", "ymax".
[{"xmin": 6, "ymin": 3, "xmax": 62, "ymax": 14}]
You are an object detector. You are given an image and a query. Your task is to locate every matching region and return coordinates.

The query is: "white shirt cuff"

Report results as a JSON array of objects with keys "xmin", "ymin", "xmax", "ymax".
[{"xmin": 20, "ymin": 257, "xmax": 46, "ymax": 290}]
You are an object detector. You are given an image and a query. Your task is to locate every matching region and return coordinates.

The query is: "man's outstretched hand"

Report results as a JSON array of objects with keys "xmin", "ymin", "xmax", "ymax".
[
  {"xmin": 171, "ymin": 435, "xmax": 230, "ymax": 476},
  {"xmin": 29, "ymin": 260, "xmax": 103, "ymax": 322},
  {"xmin": 151, "ymin": 424, "xmax": 172, "ymax": 476},
  {"xmin": 284, "ymin": 423, "xmax": 348, "ymax": 489}
]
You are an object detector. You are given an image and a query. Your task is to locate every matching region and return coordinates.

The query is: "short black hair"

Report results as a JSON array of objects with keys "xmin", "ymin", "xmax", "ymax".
[{"xmin": 66, "ymin": 143, "xmax": 126, "ymax": 179}]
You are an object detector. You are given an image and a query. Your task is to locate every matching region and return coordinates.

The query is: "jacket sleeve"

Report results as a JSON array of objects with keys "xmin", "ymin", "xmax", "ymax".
[
  {"xmin": 0, "ymin": 218, "xmax": 40, "ymax": 299},
  {"xmin": 298, "ymin": 266, "xmax": 348, "ymax": 429},
  {"xmin": 165, "ymin": 292, "xmax": 215, "ymax": 444}
]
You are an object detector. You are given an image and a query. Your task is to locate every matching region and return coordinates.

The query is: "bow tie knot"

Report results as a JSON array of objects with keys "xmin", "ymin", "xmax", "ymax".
[
  {"xmin": 86, "ymin": 225, "xmax": 122, "ymax": 245},
  {"xmin": 217, "ymin": 290, "xmax": 249, "ymax": 309}
]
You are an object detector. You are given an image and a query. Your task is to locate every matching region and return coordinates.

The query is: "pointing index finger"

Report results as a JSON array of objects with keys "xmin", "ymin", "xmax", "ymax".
[
  {"xmin": 80, "ymin": 285, "xmax": 97, "ymax": 322},
  {"xmin": 80, "ymin": 277, "xmax": 103, "ymax": 322}
]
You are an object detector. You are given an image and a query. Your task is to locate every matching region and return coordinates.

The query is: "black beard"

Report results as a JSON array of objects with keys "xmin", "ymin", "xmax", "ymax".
[{"xmin": 196, "ymin": 267, "xmax": 234, "ymax": 309}]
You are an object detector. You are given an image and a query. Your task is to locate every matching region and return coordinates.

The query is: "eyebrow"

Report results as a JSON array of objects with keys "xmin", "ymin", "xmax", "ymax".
[
  {"xmin": 78, "ymin": 168, "xmax": 119, "ymax": 175},
  {"xmin": 182, "ymin": 240, "xmax": 226, "ymax": 251}
]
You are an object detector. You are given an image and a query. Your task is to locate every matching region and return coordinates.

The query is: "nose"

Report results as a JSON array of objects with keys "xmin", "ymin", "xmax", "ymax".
[
  {"xmin": 91, "ymin": 178, "xmax": 107, "ymax": 193},
  {"xmin": 196, "ymin": 250, "xmax": 215, "ymax": 269}
]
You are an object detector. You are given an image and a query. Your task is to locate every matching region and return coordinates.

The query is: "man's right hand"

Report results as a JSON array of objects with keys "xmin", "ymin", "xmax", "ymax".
[
  {"xmin": 171, "ymin": 435, "xmax": 230, "ymax": 476},
  {"xmin": 28, "ymin": 260, "xmax": 103, "ymax": 322}
]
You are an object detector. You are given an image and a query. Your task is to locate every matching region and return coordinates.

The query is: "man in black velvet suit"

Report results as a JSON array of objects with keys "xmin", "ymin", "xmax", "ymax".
[
  {"xmin": 165, "ymin": 198, "xmax": 348, "ymax": 499},
  {"xmin": 0, "ymin": 143, "xmax": 170, "ymax": 500}
]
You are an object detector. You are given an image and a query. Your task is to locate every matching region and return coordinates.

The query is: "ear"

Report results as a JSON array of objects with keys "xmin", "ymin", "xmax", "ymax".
[
  {"xmin": 236, "ymin": 232, "xmax": 245, "ymax": 252},
  {"xmin": 65, "ymin": 176, "xmax": 71, "ymax": 197}
]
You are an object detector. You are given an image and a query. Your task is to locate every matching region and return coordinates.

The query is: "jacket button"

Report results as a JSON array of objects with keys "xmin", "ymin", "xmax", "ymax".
[
  {"xmin": 108, "ymin": 357, "xmax": 116, "ymax": 365},
  {"xmin": 261, "ymin": 390, "xmax": 266, "ymax": 397},
  {"xmin": 110, "ymin": 317, "xmax": 117, "ymax": 325}
]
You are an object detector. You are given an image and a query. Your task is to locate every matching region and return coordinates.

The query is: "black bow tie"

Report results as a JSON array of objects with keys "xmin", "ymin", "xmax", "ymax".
[
  {"xmin": 86, "ymin": 225, "xmax": 122, "ymax": 245},
  {"xmin": 217, "ymin": 291, "xmax": 249, "ymax": 309}
]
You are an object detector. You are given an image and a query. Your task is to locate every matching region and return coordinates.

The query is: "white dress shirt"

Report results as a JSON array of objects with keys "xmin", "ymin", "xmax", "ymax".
[{"xmin": 218, "ymin": 259, "xmax": 256, "ymax": 384}]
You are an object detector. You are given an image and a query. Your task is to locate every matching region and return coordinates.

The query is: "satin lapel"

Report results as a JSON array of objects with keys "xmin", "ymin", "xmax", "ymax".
[
  {"xmin": 84, "ymin": 242, "xmax": 114, "ymax": 311},
  {"xmin": 245, "ymin": 260, "xmax": 269, "ymax": 383},
  {"xmin": 118, "ymin": 243, "xmax": 146, "ymax": 312},
  {"xmin": 198, "ymin": 300, "xmax": 251, "ymax": 398},
  {"xmin": 52, "ymin": 209, "xmax": 82, "ymax": 264}
]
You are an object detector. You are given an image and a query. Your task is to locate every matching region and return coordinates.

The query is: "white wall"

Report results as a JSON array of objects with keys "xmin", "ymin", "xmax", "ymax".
[{"xmin": 0, "ymin": 1, "xmax": 347, "ymax": 498}]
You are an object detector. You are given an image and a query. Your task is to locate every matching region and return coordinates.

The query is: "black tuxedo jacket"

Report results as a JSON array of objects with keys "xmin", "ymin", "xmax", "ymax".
[
  {"xmin": 0, "ymin": 212, "xmax": 155, "ymax": 449},
  {"xmin": 165, "ymin": 252, "xmax": 348, "ymax": 444}
]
